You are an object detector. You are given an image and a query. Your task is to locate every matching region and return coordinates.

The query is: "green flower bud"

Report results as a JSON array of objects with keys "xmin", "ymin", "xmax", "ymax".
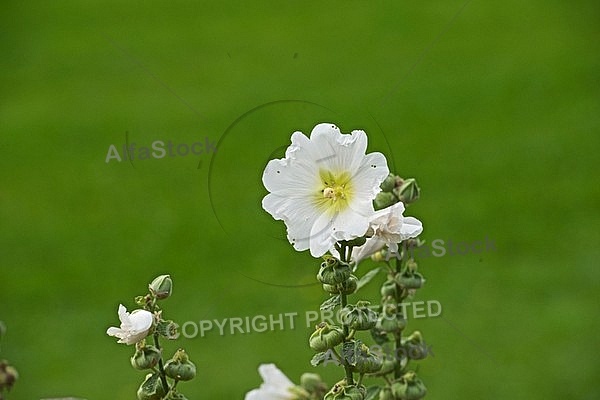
[
  {"xmin": 0, "ymin": 360, "xmax": 18, "ymax": 391},
  {"xmin": 137, "ymin": 373, "xmax": 166, "ymax": 400},
  {"xmin": 402, "ymin": 331, "xmax": 429, "ymax": 360},
  {"xmin": 300, "ymin": 372, "xmax": 327, "ymax": 396},
  {"xmin": 393, "ymin": 178, "xmax": 420, "ymax": 205},
  {"xmin": 339, "ymin": 302, "xmax": 377, "ymax": 331},
  {"xmin": 149, "ymin": 274, "xmax": 173, "ymax": 300},
  {"xmin": 395, "ymin": 271, "xmax": 424, "ymax": 290},
  {"xmin": 368, "ymin": 355, "xmax": 399, "ymax": 377},
  {"xmin": 309, "ymin": 322, "xmax": 345, "ymax": 352},
  {"xmin": 131, "ymin": 343, "xmax": 161, "ymax": 370},
  {"xmin": 317, "ymin": 257, "xmax": 352, "ymax": 285},
  {"xmin": 380, "ymin": 173, "xmax": 397, "ymax": 192},
  {"xmin": 350, "ymin": 343, "xmax": 383, "ymax": 374},
  {"xmin": 374, "ymin": 192, "xmax": 397, "ymax": 210},
  {"xmin": 378, "ymin": 387, "xmax": 394, "ymax": 400},
  {"xmin": 164, "ymin": 349, "xmax": 196, "ymax": 381},
  {"xmin": 380, "ymin": 278, "xmax": 397, "ymax": 298},
  {"xmin": 391, "ymin": 371, "xmax": 427, "ymax": 400},
  {"xmin": 0, "ymin": 321, "xmax": 6, "ymax": 340},
  {"xmin": 323, "ymin": 275, "xmax": 358, "ymax": 295},
  {"xmin": 371, "ymin": 248, "xmax": 388, "ymax": 263},
  {"xmin": 376, "ymin": 302, "xmax": 406, "ymax": 333},
  {"xmin": 324, "ymin": 381, "xmax": 365, "ymax": 400}
]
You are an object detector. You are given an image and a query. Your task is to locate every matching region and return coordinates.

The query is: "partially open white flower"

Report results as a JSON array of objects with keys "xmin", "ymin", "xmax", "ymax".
[
  {"xmin": 351, "ymin": 202, "xmax": 423, "ymax": 263},
  {"xmin": 106, "ymin": 304, "xmax": 153, "ymax": 345},
  {"xmin": 245, "ymin": 364, "xmax": 296, "ymax": 400},
  {"xmin": 262, "ymin": 123, "xmax": 389, "ymax": 257}
]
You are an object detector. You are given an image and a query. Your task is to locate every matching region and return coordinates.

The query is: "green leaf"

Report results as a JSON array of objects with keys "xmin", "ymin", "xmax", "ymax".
[
  {"xmin": 341, "ymin": 340, "xmax": 362, "ymax": 367},
  {"xmin": 310, "ymin": 352, "xmax": 328, "ymax": 367},
  {"xmin": 357, "ymin": 267, "xmax": 382, "ymax": 291},
  {"xmin": 364, "ymin": 386, "xmax": 382, "ymax": 400},
  {"xmin": 320, "ymin": 295, "xmax": 341, "ymax": 311}
]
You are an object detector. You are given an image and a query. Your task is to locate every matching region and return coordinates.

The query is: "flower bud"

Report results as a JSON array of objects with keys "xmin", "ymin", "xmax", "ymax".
[
  {"xmin": 376, "ymin": 303, "xmax": 406, "ymax": 333},
  {"xmin": 0, "ymin": 360, "xmax": 18, "ymax": 391},
  {"xmin": 380, "ymin": 173, "xmax": 397, "ymax": 192},
  {"xmin": 300, "ymin": 372, "xmax": 328, "ymax": 396},
  {"xmin": 368, "ymin": 354, "xmax": 401, "ymax": 377},
  {"xmin": 378, "ymin": 387, "xmax": 394, "ymax": 400},
  {"xmin": 350, "ymin": 342, "xmax": 383, "ymax": 374},
  {"xmin": 309, "ymin": 322, "xmax": 345, "ymax": 352},
  {"xmin": 391, "ymin": 371, "xmax": 427, "ymax": 400},
  {"xmin": 371, "ymin": 248, "xmax": 388, "ymax": 263},
  {"xmin": 137, "ymin": 373, "xmax": 166, "ymax": 400},
  {"xmin": 339, "ymin": 302, "xmax": 377, "ymax": 331},
  {"xmin": 374, "ymin": 192, "xmax": 397, "ymax": 210},
  {"xmin": 164, "ymin": 349, "xmax": 196, "ymax": 381},
  {"xmin": 131, "ymin": 343, "xmax": 161, "ymax": 370},
  {"xmin": 393, "ymin": 178, "xmax": 420, "ymax": 205},
  {"xmin": 395, "ymin": 271, "xmax": 424, "ymax": 289},
  {"xmin": 322, "ymin": 275, "xmax": 358, "ymax": 295},
  {"xmin": 317, "ymin": 257, "xmax": 351, "ymax": 285},
  {"xmin": 149, "ymin": 274, "xmax": 172, "ymax": 300},
  {"xmin": 0, "ymin": 321, "xmax": 6, "ymax": 340},
  {"xmin": 324, "ymin": 381, "xmax": 365, "ymax": 400},
  {"xmin": 380, "ymin": 278, "xmax": 397, "ymax": 298},
  {"xmin": 402, "ymin": 331, "xmax": 429, "ymax": 360}
]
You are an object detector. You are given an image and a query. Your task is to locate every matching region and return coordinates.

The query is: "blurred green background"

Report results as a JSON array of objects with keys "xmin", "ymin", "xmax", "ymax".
[{"xmin": 1, "ymin": 1, "xmax": 599, "ymax": 399}]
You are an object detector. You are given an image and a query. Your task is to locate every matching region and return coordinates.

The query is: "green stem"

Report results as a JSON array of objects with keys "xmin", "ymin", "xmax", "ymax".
[
  {"xmin": 394, "ymin": 256, "xmax": 403, "ymax": 379},
  {"xmin": 153, "ymin": 333, "xmax": 170, "ymax": 391},
  {"xmin": 357, "ymin": 373, "xmax": 365, "ymax": 387},
  {"xmin": 339, "ymin": 243, "xmax": 355, "ymax": 386}
]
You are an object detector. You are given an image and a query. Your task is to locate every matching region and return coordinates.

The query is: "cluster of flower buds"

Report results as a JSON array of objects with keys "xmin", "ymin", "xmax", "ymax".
[
  {"xmin": 108, "ymin": 274, "xmax": 196, "ymax": 400},
  {"xmin": 0, "ymin": 322, "xmax": 18, "ymax": 400},
  {"xmin": 374, "ymin": 174, "xmax": 420, "ymax": 210}
]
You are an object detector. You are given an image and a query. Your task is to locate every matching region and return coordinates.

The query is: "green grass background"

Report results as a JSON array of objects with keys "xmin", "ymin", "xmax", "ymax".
[{"xmin": 1, "ymin": 1, "xmax": 599, "ymax": 399}]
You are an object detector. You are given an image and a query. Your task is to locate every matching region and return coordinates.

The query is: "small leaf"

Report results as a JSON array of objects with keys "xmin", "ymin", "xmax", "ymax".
[
  {"xmin": 342, "ymin": 340, "xmax": 363, "ymax": 367},
  {"xmin": 310, "ymin": 352, "xmax": 327, "ymax": 367},
  {"xmin": 357, "ymin": 267, "xmax": 382, "ymax": 291},
  {"xmin": 320, "ymin": 295, "xmax": 341, "ymax": 311}
]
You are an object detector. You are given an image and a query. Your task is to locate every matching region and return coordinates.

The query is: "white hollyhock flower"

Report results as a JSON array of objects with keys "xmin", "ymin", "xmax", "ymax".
[
  {"xmin": 351, "ymin": 202, "xmax": 423, "ymax": 263},
  {"xmin": 262, "ymin": 123, "xmax": 389, "ymax": 257},
  {"xmin": 245, "ymin": 364, "xmax": 296, "ymax": 400},
  {"xmin": 106, "ymin": 304, "xmax": 153, "ymax": 345}
]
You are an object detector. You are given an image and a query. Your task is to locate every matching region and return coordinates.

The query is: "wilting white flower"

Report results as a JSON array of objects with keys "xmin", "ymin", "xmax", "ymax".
[
  {"xmin": 351, "ymin": 202, "xmax": 423, "ymax": 263},
  {"xmin": 106, "ymin": 304, "xmax": 153, "ymax": 345},
  {"xmin": 245, "ymin": 364, "xmax": 296, "ymax": 400},
  {"xmin": 262, "ymin": 123, "xmax": 389, "ymax": 257}
]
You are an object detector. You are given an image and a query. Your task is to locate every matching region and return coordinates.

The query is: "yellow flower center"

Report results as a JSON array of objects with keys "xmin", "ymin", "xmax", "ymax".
[{"xmin": 316, "ymin": 170, "xmax": 353, "ymax": 215}]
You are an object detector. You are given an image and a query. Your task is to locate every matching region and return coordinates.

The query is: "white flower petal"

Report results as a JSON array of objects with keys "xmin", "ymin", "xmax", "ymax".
[
  {"xmin": 350, "ymin": 202, "xmax": 423, "ymax": 264},
  {"xmin": 245, "ymin": 364, "xmax": 295, "ymax": 400},
  {"xmin": 399, "ymin": 216, "xmax": 423, "ymax": 240},
  {"xmin": 350, "ymin": 237, "xmax": 387, "ymax": 263},
  {"xmin": 262, "ymin": 123, "xmax": 390, "ymax": 256},
  {"xmin": 107, "ymin": 305, "xmax": 153, "ymax": 346}
]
